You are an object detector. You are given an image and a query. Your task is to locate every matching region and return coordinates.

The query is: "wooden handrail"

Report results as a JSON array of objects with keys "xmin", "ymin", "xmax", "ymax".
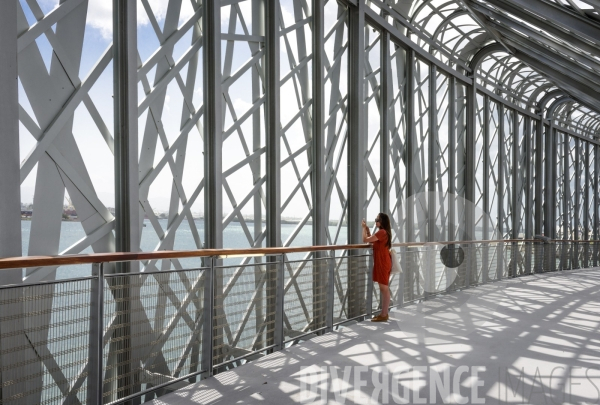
[{"xmin": 0, "ymin": 238, "xmax": 585, "ymax": 270}]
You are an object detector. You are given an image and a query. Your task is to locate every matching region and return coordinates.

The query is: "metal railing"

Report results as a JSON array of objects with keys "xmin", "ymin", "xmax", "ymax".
[{"xmin": 0, "ymin": 239, "xmax": 598, "ymax": 404}]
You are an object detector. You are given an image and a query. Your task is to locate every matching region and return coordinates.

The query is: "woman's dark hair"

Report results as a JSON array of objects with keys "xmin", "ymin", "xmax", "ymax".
[{"xmin": 378, "ymin": 213, "xmax": 392, "ymax": 249}]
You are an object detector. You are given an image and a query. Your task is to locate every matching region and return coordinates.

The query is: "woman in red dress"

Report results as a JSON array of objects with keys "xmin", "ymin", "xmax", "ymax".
[{"xmin": 362, "ymin": 213, "xmax": 392, "ymax": 322}]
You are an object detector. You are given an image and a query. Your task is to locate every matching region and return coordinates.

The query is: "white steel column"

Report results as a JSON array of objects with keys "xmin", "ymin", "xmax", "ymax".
[
  {"xmin": 0, "ymin": 4, "xmax": 24, "ymax": 404},
  {"xmin": 0, "ymin": 0, "xmax": 21, "ymax": 268},
  {"xmin": 584, "ymin": 142, "xmax": 590, "ymax": 241},
  {"xmin": 204, "ymin": 1, "xmax": 223, "ymax": 250},
  {"xmin": 266, "ymin": 0, "xmax": 280, "ymax": 248},
  {"xmin": 428, "ymin": 64, "xmax": 437, "ymax": 242},
  {"xmin": 313, "ymin": 0, "xmax": 325, "ymax": 247},
  {"xmin": 406, "ymin": 49, "xmax": 416, "ymax": 242},
  {"xmin": 114, "ymin": 0, "xmax": 139, "ymax": 254},
  {"xmin": 265, "ymin": 0, "xmax": 281, "ymax": 350},
  {"xmin": 563, "ymin": 133, "xmax": 569, "ymax": 240},
  {"xmin": 575, "ymin": 139, "xmax": 581, "ymax": 240},
  {"xmin": 348, "ymin": 0, "xmax": 366, "ymax": 318},
  {"xmin": 512, "ymin": 111, "xmax": 519, "ymax": 239},
  {"xmin": 381, "ymin": 31, "xmax": 390, "ymax": 216},
  {"xmin": 312, "ymin": 0, "xmax": 327, "ymax": 332},
  {"xmin": 348, "ymin": 0, "xmax": 366, "ymax": 246},
  {"xmin": 448, "ymin": 75, "xmax": 456, "ymax": 242},
  {"xmin": 112, "ymin": 0, "xmax": 139, "ymax": 400},
  {"xmin": 466, "ymin": 76, "xmax": 477, "ymax": 243},
  {"xmin": 591, "ymin": 144, "xmax": 600, "ymax": 241},
  {"xmin": 547, "ymin": 124, "xmax": 557, "ymax": 239},
  {"xmin": 203, "ymin": 0, "xmax": 223, "ymax": 369}
]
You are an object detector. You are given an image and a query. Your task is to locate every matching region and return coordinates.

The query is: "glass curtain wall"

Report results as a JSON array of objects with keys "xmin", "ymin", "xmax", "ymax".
[
  {"xmin": 19, "ymin": 0, "xmax": 116, "ymax": 279},
  {"xmin": 488, "ymin": 100, "xmax": 501, "ymax": 240},
  {"xmin": 515, "ymin": 114, "xmax": 526, "ymax": 238},
  {"xmin": 567, "ymin": 136, "xmax": 576, "ymax": 240},
  {"xmin": 589, "ymin": 145, "xmax": 596, "ymax": 240},
  {"xmin": 475, "ymin": 93, "xmax": 485, "ymax": 241},
  {"xmin": 323, "ymin": 0, "xmax": 349, "ymax": 246},
  {"xmin": 434, "ymin": 72, "xmax": 450, "ymax": 242},
  {"xmin": 364, "ymin": 23, "xmax": 381, "ymax": 226},
  {"xmin": 454, "ymin": 81, "xmax": 467, "ymax": 241},
  {"xmin": 577, "ymin": 140, "xmax": 586, "ymax": 240},
  {"xmin": 219, "ymin": 1, "xmax": 267, "ymax": 252},
  {"xmin": 388, "ymin": 40, "xmax": 407, "ymax": 243},
  {"xmin": 529, "ymin": 120, "xmax": 537, "ymax": 239},
  {"xmin": 540, "ymin": 122, "xmax": 547, "ymax": 237},
  {"xmin": 411, "ymin": 57, "xmax": 429, "ymax": 242},
  {"xmin": 555, "ymin": 131, "xmax": 566, "ymax": 239},
  {"xmin": 13, "ymin": 0, "xmax": 600, "ymax": 269},
  {"xmin": 501, "ymin": 107, "xmax": 514, "ymax": 239},
  {"xmin": 137, "ymin": 1, "xmax": 205, "ymax": 269},
  {"xmin": 279, "ymin": 0, "xmax": 313, "ymax": 249}
]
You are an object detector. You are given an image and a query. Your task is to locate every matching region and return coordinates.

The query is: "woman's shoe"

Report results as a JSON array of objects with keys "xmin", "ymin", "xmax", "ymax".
[{"xmin": 371, "ymin": 314, "xmax": 388, "ymax": 322}]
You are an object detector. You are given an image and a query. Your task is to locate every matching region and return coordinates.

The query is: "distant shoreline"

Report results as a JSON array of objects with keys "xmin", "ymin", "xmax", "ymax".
[{"xmin": 21, "ymin": 218, "xmax": 346, "ymax": 226}]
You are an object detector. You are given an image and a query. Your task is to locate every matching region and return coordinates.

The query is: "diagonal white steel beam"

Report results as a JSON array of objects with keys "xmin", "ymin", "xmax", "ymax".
[
  {"xmin": 19, "ymin": 45, "xmax": 113, "ymax": 183},
  {"xmin": 138, "ymin": 38, "xmax": 202, "ymax": 115},
  {"xmin": 17, "ymin": 0, "xmax": 85, "ymax": 53}
]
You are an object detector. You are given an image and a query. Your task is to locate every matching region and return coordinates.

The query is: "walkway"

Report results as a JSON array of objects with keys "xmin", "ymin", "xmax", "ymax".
[{"xmin": 152, "ymin": 269, "xmax": 600, "ymax": 404}]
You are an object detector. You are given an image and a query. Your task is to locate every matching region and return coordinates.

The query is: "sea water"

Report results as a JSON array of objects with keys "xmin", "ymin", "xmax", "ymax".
[{"xmin": 20, "ymin": 219, "xmax": 347, "ymax": 278}]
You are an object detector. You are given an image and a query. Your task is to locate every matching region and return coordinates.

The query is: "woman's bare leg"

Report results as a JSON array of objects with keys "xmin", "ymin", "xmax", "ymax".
[{"xmin": 379, "ymin": 284, "xmax": 390, "ymax": 316}]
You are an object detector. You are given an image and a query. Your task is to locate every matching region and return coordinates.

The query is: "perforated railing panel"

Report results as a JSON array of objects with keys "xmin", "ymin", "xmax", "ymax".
[
  {"xmin": 284, "ymin": 258, "xmax": 329, "ymax": 340},
  {"xmin": 333, "ymin": 254, "xmax": 370, "ymax": 324},
  {"xmin": 0, "ymin": 279, "xmax": 92, "ymax": 405},
  {"xmin": 212, "ymin": 263, "xmax": 276, "ymax": 367},
  {"xmin": 102, "ymin": 269, "xmax": 206, "ymax": 404}
]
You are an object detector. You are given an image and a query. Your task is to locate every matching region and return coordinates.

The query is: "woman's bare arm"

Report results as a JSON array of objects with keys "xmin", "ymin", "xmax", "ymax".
[
  {"xmin": 362, "ymin": 220, "xmax": 378, "ymax": 243},
  {"xmin": 364, "ymin": 234, "xmax": 379, "ymax": 243}
]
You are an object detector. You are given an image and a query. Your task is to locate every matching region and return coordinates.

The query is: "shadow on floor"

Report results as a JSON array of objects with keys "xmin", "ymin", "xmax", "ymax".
[{"xmin": 151, "ymin": 269, "xmax": 600, "ymax": 405}]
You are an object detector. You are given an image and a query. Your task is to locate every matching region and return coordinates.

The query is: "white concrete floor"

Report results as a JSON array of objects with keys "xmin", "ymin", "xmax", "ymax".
[{"xmin": 152, "ymin": 269, "xmax": 600, "ymax": 405}]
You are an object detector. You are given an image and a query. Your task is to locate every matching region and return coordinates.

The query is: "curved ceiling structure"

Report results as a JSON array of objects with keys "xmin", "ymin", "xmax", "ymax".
[{"xmin": 368, "ymin": 0, "xmax": 600, "ymax": 139}]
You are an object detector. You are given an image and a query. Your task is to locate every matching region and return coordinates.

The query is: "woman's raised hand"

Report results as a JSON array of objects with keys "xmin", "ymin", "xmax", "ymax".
[{"xmin": 361, "ymin": 218, "xmax": 367, "ymax": 228}]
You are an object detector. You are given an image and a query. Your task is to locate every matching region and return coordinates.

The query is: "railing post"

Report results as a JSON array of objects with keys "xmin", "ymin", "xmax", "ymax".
[
  {"xmin": 534, "ymin": 242, "xmax": 541, "ymax": 273},
  {"xmin": 511, "ymin": 241, "xmax": 518, "ymax": 277},
  {"xmin": 399, "ymin": 246, "xmax": 406, "ymax": 306},
  {"xmin": 524, "ymin": 241, "xmax": 532, "ymax": 275},
  {"xmin": 550, "ymin": 241, "xmax": 557, "ymax": 272},
  {"xmin": 497, "ymin": 241, "xmax": 504, "ymax": 281},
  {"xmin": 366, "ymin": 253, "xmax": 373, "ymax": 318},
  {"xmin": 326, "ymin": 250, "xmax": 335, "ymax": 332},
  {"xmin": 88, "ymin": 262, "xmax": 104, "ymax": 405},
  {"xmin": 274, "ymin": 254, "xmax": 285, "ymax": 351},
  {"xmin": 423, "ymin": 244, "xmax": 433, "ymax": 298},
  {"xmin": 201, "ymin": 257, "xmax": 215, "ymax": 379},
  {"xmin": 465, "ymin": 243, "xmax": 472, "ymax": 288}
]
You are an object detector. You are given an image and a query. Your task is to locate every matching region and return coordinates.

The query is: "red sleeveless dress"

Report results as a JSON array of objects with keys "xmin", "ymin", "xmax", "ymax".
[{"xmin": 372, "ymin": 230, "xmax": 392, "ymax": 286}]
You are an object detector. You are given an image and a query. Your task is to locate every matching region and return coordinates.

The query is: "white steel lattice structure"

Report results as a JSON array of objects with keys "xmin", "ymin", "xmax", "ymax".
[{"xmin": 1, "ymin": 0, "xmax": 600, "ymax": 403}]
